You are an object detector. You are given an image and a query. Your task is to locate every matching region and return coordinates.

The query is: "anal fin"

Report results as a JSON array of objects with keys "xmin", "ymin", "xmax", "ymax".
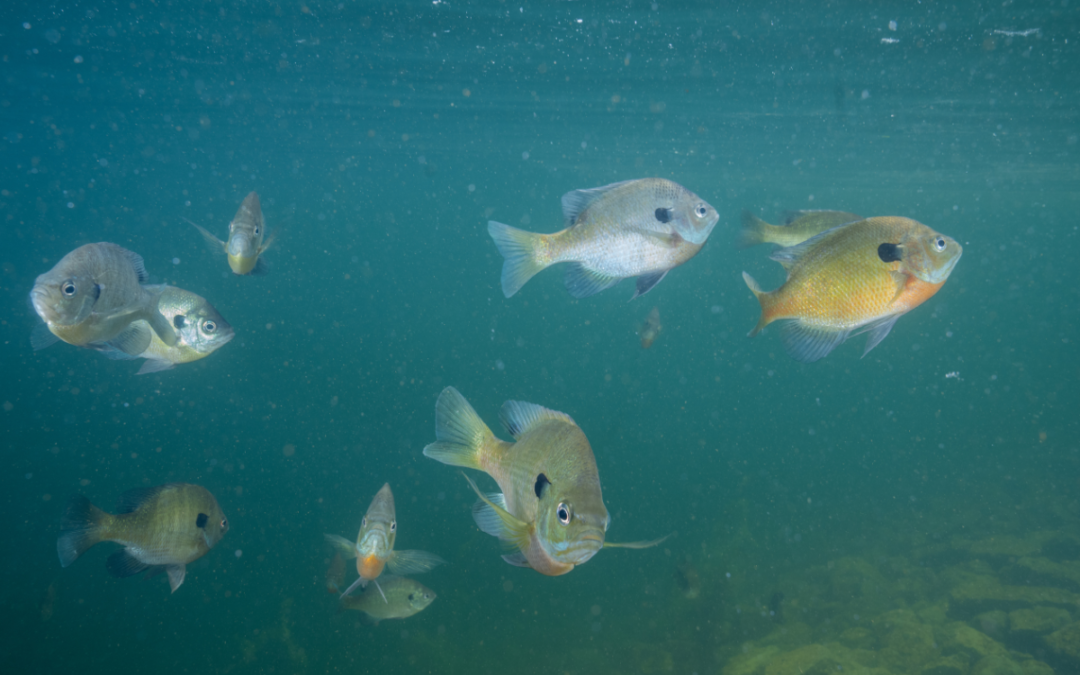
[
  {"xmin": 563, "ymin": 263, "xmax": 620, "ymax": 299},
  {"xmin": 31, "ymin": 322, "xmax": 60, "ymax": 351},
  {"xmin": 632, "ymin": 270, "xmax": 669, "ymax": 299},
  {"xmin": 106, "ymin": 549, "xmax": 150, "ymax": 578},
  {"xmin": 780, "ymin": 320, "xmax": 848, "ymax": 363}
]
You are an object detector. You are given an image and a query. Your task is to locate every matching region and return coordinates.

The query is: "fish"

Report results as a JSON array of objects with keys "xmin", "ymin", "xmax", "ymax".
[
  {"xmin": 192, "ymin": 191, "xmax": 274, "ymax": 275},
  {"xmin": 742, "ymin": 216, "xmax": 962, "ymax": 363},
  {"xmin": 488, "ymin": 178, "xmax": 719, "ymax": 299},
  {"xmin": 30, "ymin": 242, "xmax": 178, "ymax": 353},
  {"xmin": 324, "ymin": 483, "xmax": 445, "ymax": 600},
  {"xmin": 422, "ymin": 387, "xmax": 667, "ymax": 576},
  {"xmin": 340, "ymin": 576, "xmax": 436, "ymax": 623},
  {"xmin": 325, "ymin": 552, "xmax": 346, "ymax": 595},
  {"xmin": 39, "ymin": 581, "xmax": 58, "ymax": 621},
  {"xmin": 92, "ymin": 285, "xmax": 234, "ymax": 374},
  {"xmin": 738, "ymin": 209, "xmax": 862, "ymax": 249},
  {"xmin": 674, "ymin": 557, "xmax": 701, "ymax": 600},
  {"xmin": 56, "ymin": 483, "xmax": 229, "ymax": 593},
  {"xmin": 639, "ymin": 306, "xmax": 662, "ymax": 349}
]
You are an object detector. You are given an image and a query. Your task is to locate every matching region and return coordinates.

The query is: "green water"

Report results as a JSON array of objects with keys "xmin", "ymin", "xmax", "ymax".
[{"xmin": 2, "ymin": 1, "xmax": 1078, "ymax": 673}]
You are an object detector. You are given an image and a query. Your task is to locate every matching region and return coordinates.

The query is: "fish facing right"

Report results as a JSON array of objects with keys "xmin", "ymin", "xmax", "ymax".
[
  {"xmin": 488, "ymin": 178, "xmax": 719, "ymax": 299},
  {"xmin": 340, "ymin": 576, "xmax": 436, "ymax": 623},
  {"xmin": 192, "ymin": 191, "xmax": 274, "ymax": 275},
  {"xmin": 56, "ymin": 483, "xmax": 229, "ymax": 593},
  {"xmin": 738, "ymin": 209, "xmax": 862, "ymax": 249},
  {"xmin": 30, "ymin": 242, "xmax": 178, "ymax": 353}
]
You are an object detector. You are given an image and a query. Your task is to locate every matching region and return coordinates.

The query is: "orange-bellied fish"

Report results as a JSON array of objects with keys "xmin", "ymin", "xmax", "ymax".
[
  {"xmin": 639, "ymin": 306, "xmax": 662, "ymax": 349},
  {"xmin": 192, "ymin": 191, "xmax": 274, "ymax": 275},
  {"xmin": 742, "ymin": 216, "xmax": 962, "ymax": 363},
  {"xmin": 324, "ymin": 483, "xmax": 444, "ymax": 601},
  {"xmin": 488, "ymin": 178, "xmax": 719, "ymax": 299},
  {"xmin": 57, "ymin": 483, "xmax": 228, "ymax": 593},
  {"xmin": 738, "ymin": 209, "xmax": 862, "ymax": 249},
  {"xmin": 423, "ymin": 387, "xmax": 667, "ymax": 576}
]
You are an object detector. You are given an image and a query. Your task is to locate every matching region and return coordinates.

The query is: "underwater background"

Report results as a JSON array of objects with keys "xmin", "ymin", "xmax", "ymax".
[{"xmin": 1, "ymin": 1, "xmax": 1078, "ymax": 673}]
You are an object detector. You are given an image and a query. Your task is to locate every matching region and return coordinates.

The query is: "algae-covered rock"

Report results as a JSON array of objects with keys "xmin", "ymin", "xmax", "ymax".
[
  {"xmin": 951, "ymin": 533, "xmax": 1058, "ymax": 562},
  {"xmin": 1040, "ymin": 533, "xmax": 1080, "ymax": 561},
  {"xmin": 970, "ymin": 655, "xmax": 1024, "ymax": 675},
  {"xmin": 936, "ymin": 621, "xmax": 1009, "ymax": 662},
  {"xmin": 999, "ymin": 556, "xmax": 1080, "ymax": 593},
  {"xmin": 1042, "ymin": 621, "xmax": 1080, "ymax": 668},
  {"xmin": 973, "ymin": 610, "xmax": 1008, "ymax": 640},
  {"xmin": 722, "ymin": 644, "xmax": 780, "ymax": 675},
  {"xmin": 722, "ymin": 642, "xmax": 890, "ymax": 675},
  {"xmin": 878, "ymin": 618, "xmax": 938, "ymax": 673},
  {"xmin": 762, "ymin": 644, "xmax": 840, "ymax": 675},
  {"xmin": 949, "ymin": 579, "xmax": 1079, "ymax": 617},
  {"xmin": 838, "ymin": 625, "xmax": 876, "ymax": 650},
  {"xmin": 630, "ymin": 642, "xmax": 674, "ymax": 674},
  {"xmin": 827, "ymin": 557, "xmax": 890, "ymax": 606},
  {"xmin": 920, "ymin": 654, "xmax": 969, "ymax": 675},
  {"xmin": 1008, "ymin": 606, "xmax": 1071, "ymax": 635},
  {"xmin": 1019, "ymin": 659, "xmax": 1054, "ymax": 675}
]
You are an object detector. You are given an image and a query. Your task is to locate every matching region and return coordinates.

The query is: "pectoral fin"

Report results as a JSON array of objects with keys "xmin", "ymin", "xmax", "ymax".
[
  {"xmin": 31, "ymin": 322, "xmax": 60, "ymax": 351},
  {"xmin": 857, "ymin": 314, "xmax": 903, "ymax": 358},
  {"xmin": 462, "ymin": 472, "xmax": 531, "ymax": 551},
  {"xmin": 386, "ymin": 550, "xmax": 446, "ymax": 576},
  {"xmin": 166, "ymin": 564, "xmax": 186, "ymax": 593},
  {"xmin": 603, "ymin": 534, "xmax": 671, "ymax": 549},
  {"xmin": 632, "ymin": 270, "xmax": 669, "ymax": 299},
  {"xmin": 188, "ymin": 220, "xmax": 227, "ymax": 254},
  {"xmin": 143, "ymin": 291, "xmax": 179, "ymax": 347},
  {"xmin": 563, "ymin": 263, "xmax": 621, "ymax": 299},
  {"xmin": 323, "ymin": 533, "xmax": 359, "ymax": 560}
]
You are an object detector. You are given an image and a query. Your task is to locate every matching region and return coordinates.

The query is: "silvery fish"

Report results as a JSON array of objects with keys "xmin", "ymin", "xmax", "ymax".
[
  {"xmin": 95, "ymin": 285, "xmax": 234, "ymax": 374},
  {"xmin": 738, "ymin": 209, "xmax": 862, "ymax": 249},
  {"xmin": 192, "ymin": 191, "xmax": 274, "ymax": 275},
  {"xmin": 423, "ymin": 387, "xmax": 666, "ymax": 576},
  {"xmin": 340, "ymin": 576, "xmax": 436, "ymax": 623},
  {"xmin": 57, "ymin": 483, "xmax": 229, "ymax": 593},
  {"xmin": 30, "ymin": 242, "xmax": 178, "ymax": 354},
  {"xmin": 324, "ymin": 483, "xmax": 444, "ymax": 601},
  {"xmin": 488, "ymin": 178, "xmax": 719, "ymax": 299}
]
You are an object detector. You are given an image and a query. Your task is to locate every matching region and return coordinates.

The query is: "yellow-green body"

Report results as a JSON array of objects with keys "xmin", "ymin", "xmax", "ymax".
[
  {"xmin": 128, "ymin": 285, "xmax": 234, "ymax": 374},
  {"xmin": 739, "ymin": 210, "xmax": 862, "ymax": 249},
  {"xmin": 193, "ymin": 191, "xmax": 273, "ymax": 275},
  {"xmin": 340, "ymin": 577, "xmax": 436, "ymax": 622}
]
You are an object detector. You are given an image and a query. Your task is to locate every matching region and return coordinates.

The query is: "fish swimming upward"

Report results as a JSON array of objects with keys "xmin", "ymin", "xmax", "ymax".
[
  {"xmin": 57, "ymin": 483, "xmax": 228, "ymax": 593},
  {"xmin": 488, "ymin": 178, "xmax": 719, "ymax": 299},
  {"xmin": 738, "ymin": 209, "xmax": 862, "ymax": 249},
  {"xmin": 324, "ymin": 483, "xmax": 445, "ymax": 601},
  {"xmin": 192, "ymin": 191, "xmax": 274, "ymax": 275},
  {"xmin": 423, "ymin": 387, "xmax": 666, "ymax": 576},
  {"xmin": 30, "ymin": 242, "xmax": 178, "ymax": 353},
  {"xmin": 742, "ymin": 216, "xmax": 962, "ymax": 363}
]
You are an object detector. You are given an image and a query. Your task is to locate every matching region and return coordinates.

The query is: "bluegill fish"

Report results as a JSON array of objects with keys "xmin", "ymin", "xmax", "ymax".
[
  {"xmin": 340, "ymin": 576, "xmax": 436, "ymax": 623},
  {"xmin": 193, "ymin": 191, "xmax": 274, "ymax": 275},
  {"xmin": 488, "ymin": 178, "xmax": 719, "ymax": 299},
  {"xmin": 743, "ymin": 216, "xmax": 962, "ymax": 363},
  {"xmin": 94, "ymin": 285, "xmax": 234, "ymax": 374},
  {"xmin": 324, "ymin": 483, "xmax": 444, "ymax": 600},
  {"xmin": 423, "ymin": 387, "xmax": 666, "ymax": 576},
  {"xmin": 57, "ymin": 483, "xmax": 229, "ymax": 593},
  {"xmin": 738, "ymin": 210, "xmax": 862, "ymax": 249},
  {"xmin": 30, "ymin": 242, "xmax": 178, "ymax": 353},
  {"xmin": 639, "ymin": 306, "xmax": 662, "ymax": 349}
]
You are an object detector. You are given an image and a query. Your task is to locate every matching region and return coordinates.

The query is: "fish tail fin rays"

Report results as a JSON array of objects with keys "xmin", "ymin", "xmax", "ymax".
[
  {"xmin": 338, "ymin": 574, "xmax": 367, "ymax": 599},
  {"xmin": 563, "ymin": 263, "xmax": 620, "ymax": 298},
  {"xmin": 386, "ymin": 550, "xmax": 446, "ymax": 576},
  {"xmin": 143, "ymin": 289, "xmax": 179, "ymax": 347},
  {"xmin": 780, "ymin": 321, "xmax": 849, "ymax": 364},
  {"xmin": 738, "ymin": 210, "xmax": 773, "ymax": 248},
  {"xmin": 31, "ymin": 322, "xmax": 60, "ymax": 351},
  {"xmin": 423, "ymin": 387, "xmax": 496, "ymax": 470},
  {"xmin": 105, "ymin": 549, "xmax": 150, "ymax": 578},
  {"xmin": 742, "ymin": 271, "xmax": 774, "ymax": 337},
  {"xmin": 57, "ymin": 495, "xmax": 110, "ymax": 567},
  {"xmin": 603, "ymin": 533, "xmax": 671, "ymax": 549},
  {"xmin": 324, "ymin": 533, "xmax": 359, "ymax": 560},
  {"xmin": 487, "ymin": 221, "xmax": 548, "ymax": 298},
  {"xmin": 856, "ymin": 314, "xmax": 902, "ymax": 358},
  {"xmin": 187, "ymin": 219, "xmax": 227, "ymax": 254},
  {"xmin": 462, "ymin": 472, "xmax": 532, "ymax": 552}
]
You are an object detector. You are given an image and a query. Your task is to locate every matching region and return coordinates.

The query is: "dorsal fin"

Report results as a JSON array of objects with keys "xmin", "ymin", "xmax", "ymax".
[
  {"xmin": 560, "ymin": 180, "xmax": 635, "ymax": 227},
  {"xmin": 498, "ymin": 400, "xmax": 575, "ymax": 440},
  {"xmin": 115, "ymin": 484, "xmax": 169, "ymax": 514},
  {"xmin": 769, "ymin": 219, "xmax": 862, "ymax": 269}
]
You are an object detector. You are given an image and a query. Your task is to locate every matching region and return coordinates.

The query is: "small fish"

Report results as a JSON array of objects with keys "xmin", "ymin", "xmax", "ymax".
[
  {"xmin": 639, "ymin": 306, "xmax": 662, "ymax": 349},
  {"xmin": 57, "ymin": 483, "xmax": 229, "ymax": 593},
  {"xmin": 325, "ymin": 552, "xmax": 345, "ymax": 595},
  {"xmin": 93, "ymin": 285, "xmax": 234, "ymax": 374},
  {"xmin": 423, "ymin": 387, "xmax": 667, "ymax": 576},
  {"xmin": 30, "ymin": 242, "xmax": 178, "ymax": 353},
  {"xmin": 674, "ymin": 557, "xmax": 701, "ymax": 600},
  {"xmin": 192, "ymin": 191, "xmax": 274, "ymax": 275},
  {"xmin": 340, "ymin": 576, "xmax": 436, "ymax": 623},
  {"xmin": 39, "ymin": 581, "xmax": 58, "ymax": 621},
  {"xmin": 738, "ymin": 209, "xmax": 862, "ymax": 249},
  {"xmin": 324, "ymin": 483, "xmax": 444, "ymax": 600},
  {"xmin": 488, "ymin": 178, "xmax": 719, "ymax": 299},
  {"xmin": 742, "ymin": 216, "xmax": 962, "ymax": 363}
]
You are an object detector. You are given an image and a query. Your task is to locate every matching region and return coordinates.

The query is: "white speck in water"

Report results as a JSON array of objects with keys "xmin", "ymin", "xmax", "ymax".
[
  {"xmin": 123, "ymin": 402, "xmax": 129, "ymax": 407},
  {"xmin": 67, "ymin": 202, "xmax": 75, "ymax": 208},
  {"xmin": 521, "ymin": 151, "xmax": 529, "ymax": 160},
  {"xmin": 74, "ymin": 55, "xmax": 83, "ymax": 63},
  {"xmin": 726, "ymin": 572, "xmax": 731, "ymax": 578},
  {"xmin": 711, "ymin": 305, "xmax": 723, "ymax": 314},
  {"xmin": 25, "ymin": 473, "xmax": 32, "ymax": 480},
  {"xmin": 467, "ymin": 184, "xmax": 476, "ymax": 192},
  {"xmin": 172, "ymin": 257, "xmax": 181, "ymax": 265},
  {"xmin": 235, "ymin": 549, "xmax": 243, "ymax": 558},
  {"xmin": 495, "ymin": 359, "xmax": 505, "ymax": 371},
  {"xmin": 888, "ymin": 20, "xmax": 897, "ymax": 31}
]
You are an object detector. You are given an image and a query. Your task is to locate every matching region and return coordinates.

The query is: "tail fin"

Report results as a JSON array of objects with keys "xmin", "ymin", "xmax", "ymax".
[
  {"xmin": 742, "ymin": 271, "xmax": 773, "ymax": 338},
  {"xmin": 738, "ymin": 211, "xmax": 775, "ymax": 249},
  {"xmin": 57, "ymin": 495, "xmax": 109, "ymax": 567},
  {"xmin": 487, "ymin": 221, "xmax": 547, "ymax": 298},
  {"xmin": 422, "ymin": 387, "xmax": 495, "ymax": 470}
]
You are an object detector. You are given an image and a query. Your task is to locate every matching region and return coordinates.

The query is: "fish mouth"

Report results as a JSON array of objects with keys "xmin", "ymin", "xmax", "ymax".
[
  {"xmin": 227, "ymin": 235, "xmax": 253, "ymax": 257},
  {"xmin": 559, "ymin": 530, "xmax": 605, "ymax": 565}
]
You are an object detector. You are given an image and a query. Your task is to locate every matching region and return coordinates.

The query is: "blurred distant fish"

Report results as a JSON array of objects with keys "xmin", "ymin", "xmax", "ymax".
[
  {"xmin": 639, "ymin": 306, "xmax": 662, "ymax": 349},
  {"xmin": 30, "ymin": 242, "xmax": 178, "ymax": 353},
  {"xmin": 324, "ymin": 483, "xmax": 444, "ymax": 600},
  {"xmin": 340, "ymin": 576, "xmax": 436, "ymax": 623},
  {"xmin": 674, "ymin": 557, "xmax": 701, "ymax": 600},
  {"xmin": 39, "ymin": 581, "xmax": 58, "ymax": 621},
  {"xmin": 738, "ymin": 210, "xmax": 862, "ymax": 249},
  {"xmin": 94, "ymin": 285, "xmax": 234, "ymax": 374},
  {"xmin": 488, "ymin": 178, "xmax": 719, "ymax": 299},
  {"xmin": 57, "ymin": 483, "xmax": 229, "ymax": 593},
  {"xmin": 192, "ymin": 191, "xmax": 274, "ymax": 275},
  {"xmin": 325, "ymin": 552, "xmax": 345, "ymax": 595}
]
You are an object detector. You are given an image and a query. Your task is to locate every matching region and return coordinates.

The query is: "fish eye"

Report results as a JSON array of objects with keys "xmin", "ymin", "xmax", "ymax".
[
  {"xmin": 934, "ymin": 237, "xmax": 946, "ymax": 252},
  {"xmin": 389, "ymin": 520, "xmax": 397, "ymax": 532},
  {"xmin": 695, "ymin": 205, "xmax": 708, "ymax": 218},
  {"xmin": 361, "ymin": 517, "xmax": 367, "ymax": 528},
  {"xmin": 203, "ymin": 320, "xmax": 217, "ymax": 333},
  {"xmin": 220, "ymin": 518, "xmax": 228, "ymax": 529},
  {"xmin": 556, "ymin": 503, "xmax": 571, "ymax": 525},
  {"xmin": 254, "ymin": 227, "xmax": 260, "ymax": 235},
  {"xmin": 61, "ymin": 281, "xmax": 77, "ymax": 297}
]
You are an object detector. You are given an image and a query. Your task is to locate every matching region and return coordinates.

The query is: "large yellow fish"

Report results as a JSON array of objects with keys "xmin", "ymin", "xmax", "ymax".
[
  {"xmin": 488, "ymin": 178, "xmax": 719, "ymax": 299},
  {"xmin": 324, "ymin": 483, "xmax": 444, "ymax": 600},
  {"xmin": 423, "ymin": 387, "xmax": 665, "ymax": 576},
  {"xmin": 738, "ymin": 209, "xmax": 862, "ymax": 249},
  {"xmin": 57, "ymin": 483, "xmax": 228, "ymax": 593},
  {"xmin": 193, "ymin": 191, "xmax": 274, "ymax": 275},
  {"xmin": 742, "ymin": 216, "xmax": 962, "ymax": 363}
]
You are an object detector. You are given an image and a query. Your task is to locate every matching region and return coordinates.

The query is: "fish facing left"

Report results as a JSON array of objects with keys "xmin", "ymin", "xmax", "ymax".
[
  {"xmin": 92, "ymin": 285, "xmax": 234, "ymax": 374},
  {"xmin": 423, "ymin": 387, "xmax": 667, "ymax": 577},
  {"xmin": 192, "ymin": 191, "xmax": 274, "ymax": 275},
  {"xmin": 30, "ymin": 242, "xmax": 178, "ymax": 353},
  {"xmin": 56, "ymin": 483, "xmax": 229, "ymax": 593},
  {"xmin": 488, "ymin": 178, "xmax": 719, "ymax": 299},
  {"xmin": 340, "ymin": 576, "xmax": 436, "ymax": 623}
]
